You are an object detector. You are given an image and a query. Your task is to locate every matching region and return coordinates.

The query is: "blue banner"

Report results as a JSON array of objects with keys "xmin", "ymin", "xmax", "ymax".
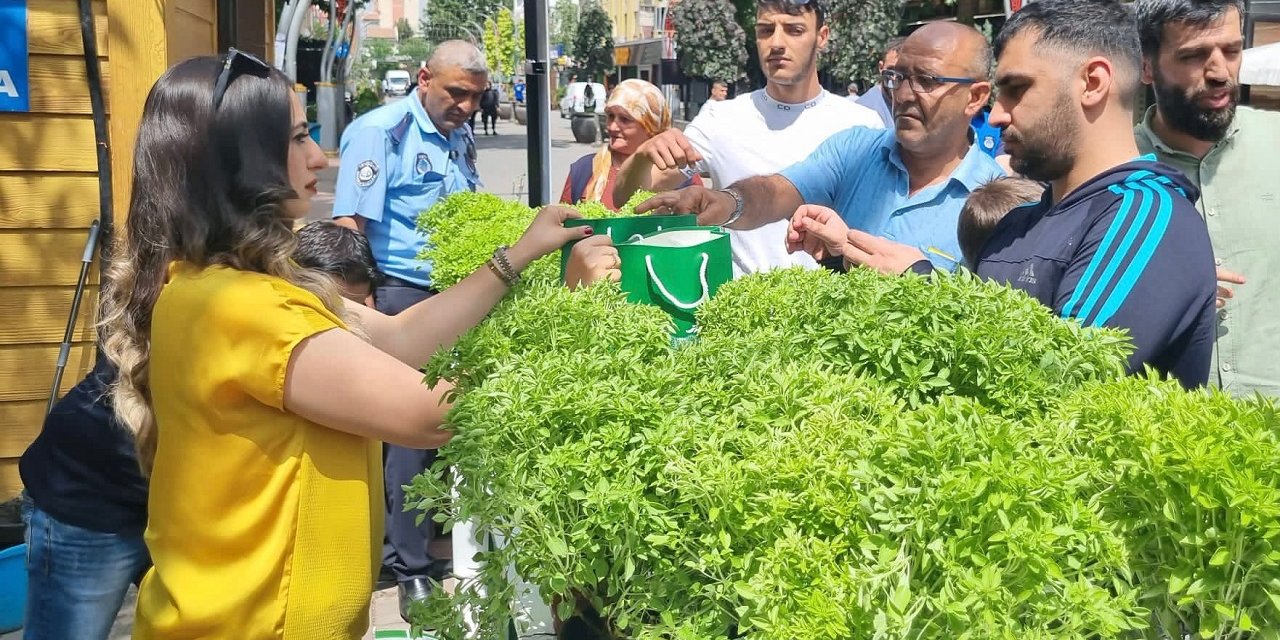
[{"xmin": 0, "ymin": 0, "xmax": 29, "ymax": 112}]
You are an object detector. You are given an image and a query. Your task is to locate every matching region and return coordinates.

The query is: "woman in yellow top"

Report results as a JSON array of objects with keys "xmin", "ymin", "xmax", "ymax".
[{"xmin": 98, "ymin": 51, "xmax": 590, "ymax": 639}]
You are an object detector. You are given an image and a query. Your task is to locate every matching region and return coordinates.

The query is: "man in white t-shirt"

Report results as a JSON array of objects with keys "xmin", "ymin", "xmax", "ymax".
[{"xmin": 612, "ymin": 0, "xmax": 882, "ymax": 275}]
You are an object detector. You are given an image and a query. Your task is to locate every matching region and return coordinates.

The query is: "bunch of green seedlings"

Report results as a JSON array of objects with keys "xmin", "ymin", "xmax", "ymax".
[{"xmin": 405, "ymin": 199, "xmax": 1280, "ymax": 640}]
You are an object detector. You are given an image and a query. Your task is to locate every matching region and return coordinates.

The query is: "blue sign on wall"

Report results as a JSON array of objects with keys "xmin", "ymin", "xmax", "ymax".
[{"xmin": 0, "ymin": 0, "xmax": 30, "ymax": 113}]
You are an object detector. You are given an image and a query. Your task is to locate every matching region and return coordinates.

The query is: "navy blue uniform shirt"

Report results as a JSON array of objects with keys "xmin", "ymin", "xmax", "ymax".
[
  {"xmin": 20, "ymin": 358, "xmax": 148, "ymax": 534},
  {"xmin": 977, "ymin": 157, "xmax": 1216, "ymax": 388}
]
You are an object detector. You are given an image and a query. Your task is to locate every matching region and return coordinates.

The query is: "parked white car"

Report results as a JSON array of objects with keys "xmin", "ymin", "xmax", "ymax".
[
  {"xmin": 382, "ymin": 70, "xmax": 412, "ymax": 97},
  {"xmin": 559, "ymin": 81, "xmax": 607, "ymax": 118}
]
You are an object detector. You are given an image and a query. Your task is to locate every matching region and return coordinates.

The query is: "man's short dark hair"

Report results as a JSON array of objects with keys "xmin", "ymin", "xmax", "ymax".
[
  {"xmin": 294, "ymin": 221, "xmax": 378, "ymax": 288},
  {"xmin": 712, "ymin": 80, "xmax": 728, "ymax": 89},
  {"xmin": 959, "ymin": 177, "xmax": 1045, "ymax": 268},
  {"xmin": 994, "ymin": 0, "xmax": 1142, "ymax": 108},
  {"xmin": 883, "ymin": 36, "xmax": 907, "ymax": 60},
  {"xmin": 1135, "ymin": 0, "xmax": 1244, "ymax": 57},
  {"xmin": 757, "ymin": 0, "xmax": 825, "ymax": 28}
]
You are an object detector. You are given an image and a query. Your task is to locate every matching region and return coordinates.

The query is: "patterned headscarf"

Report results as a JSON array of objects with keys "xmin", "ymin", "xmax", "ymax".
[{"xmin": 583, "ymin": 79, "xmax": 672, "ymax": 204}]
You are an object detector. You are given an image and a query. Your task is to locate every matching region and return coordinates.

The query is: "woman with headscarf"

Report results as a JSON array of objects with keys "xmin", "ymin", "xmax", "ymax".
[{"xmin": 560, "ymin": 79, "xmax": 702, "ymax": 210}]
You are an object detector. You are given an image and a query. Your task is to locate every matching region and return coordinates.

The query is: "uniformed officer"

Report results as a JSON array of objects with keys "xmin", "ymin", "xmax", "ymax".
[{"xmin": 332, "ymin": 39, "xmax": 486, "ymax": 622}]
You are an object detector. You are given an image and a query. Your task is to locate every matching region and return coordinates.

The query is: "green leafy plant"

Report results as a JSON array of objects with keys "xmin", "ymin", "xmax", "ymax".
[
  {"xmin": 1049, "ymin": 378, "xmax": 1280, "ymax": 638},
  {"xmin": 406, "ymin": 198, "xmax": 1280, "ymax": 640}
]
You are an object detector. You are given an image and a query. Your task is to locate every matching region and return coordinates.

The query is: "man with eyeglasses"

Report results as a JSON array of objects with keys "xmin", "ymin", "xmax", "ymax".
[
  {"xmin": 820, "ymin": 0, "xmax": 1216, "ymax": 389},
  {"xmin": 332, "ymin": 40, "xmax": 487, "ymax": 621},
  {"xmin": 612, "ymin": 0, "xmax": 883, "ymax": 276},
  {"xmin": 636, "ymin": 21, "xmax": 1003, "ymax": 272}
]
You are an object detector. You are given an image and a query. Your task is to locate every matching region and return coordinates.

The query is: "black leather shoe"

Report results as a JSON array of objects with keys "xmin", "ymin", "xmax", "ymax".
[{"xmin": 398, "ymin": 577, "xmax": 433, "ymax": 623}]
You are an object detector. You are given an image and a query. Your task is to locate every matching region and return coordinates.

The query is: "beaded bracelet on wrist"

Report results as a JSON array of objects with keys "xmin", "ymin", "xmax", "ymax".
[{"xmin": 490, "ymin": 246, "xmax": 521, "ymax": 286}]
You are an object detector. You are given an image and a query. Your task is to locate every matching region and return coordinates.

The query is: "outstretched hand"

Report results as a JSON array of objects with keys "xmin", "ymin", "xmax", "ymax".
[
  {"xmin": 787, "ymin": 205, "xmax": 851, "ymax": 261},
  {"xmin": 842, "ymin": 229, "xmax": 928, "ymax": 276},
  {"xmin": 634, "ymin": 186, "xmax": 735, "ymax": 227},
  {"xmin": 511, "ymin": 205, "xmax": 590, "ymax": 267},
  {"xmin": 635, "ymin": 128, "xmax": 704, "ymax": 172}
]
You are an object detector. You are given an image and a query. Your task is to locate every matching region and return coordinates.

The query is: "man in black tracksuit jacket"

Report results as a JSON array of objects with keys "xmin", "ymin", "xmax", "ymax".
[
  {"xmin": 977, "ymin": 159, "xmax": 1215, "ymax": 387},
  {"xmin": 831, "ymin": 0, "xmax": 1216, "ymax": 389},
  {"xmin": 979, "ymin": 0, "xmax": 1216, "ymax": 389}
]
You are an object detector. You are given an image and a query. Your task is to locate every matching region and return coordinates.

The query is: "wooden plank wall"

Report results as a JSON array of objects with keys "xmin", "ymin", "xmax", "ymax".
[
  {"xmin": 0, "ymin": 0, "xmax": 217, "ymax": 498},
  {"xmin": 168, "ymin": 0, "xmax": 218, "ymax": 63},
  {"xmin": 0, "ymin": 0, "xmax": 111, "ymax": 497}
]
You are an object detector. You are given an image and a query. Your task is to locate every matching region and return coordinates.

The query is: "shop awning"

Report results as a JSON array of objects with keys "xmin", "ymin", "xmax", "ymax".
[{"xmin": 614, "ymin": 39, "xmax": 665, "ymax": 67}]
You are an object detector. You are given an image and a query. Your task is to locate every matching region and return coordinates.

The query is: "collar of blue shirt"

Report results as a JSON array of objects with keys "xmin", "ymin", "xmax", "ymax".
[
  {"xmin": 879, "ymin": 128, "xmax": 994, "ymax": 192},
  {"xmin": 407, "ymin": 88, "xmax": 445, "ymax": 140}
]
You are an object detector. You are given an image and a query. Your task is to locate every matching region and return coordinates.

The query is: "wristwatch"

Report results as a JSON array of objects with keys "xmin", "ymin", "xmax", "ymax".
[{"xmin": 719, "ymin": 187, "xmax": 744, "ymax": 228}]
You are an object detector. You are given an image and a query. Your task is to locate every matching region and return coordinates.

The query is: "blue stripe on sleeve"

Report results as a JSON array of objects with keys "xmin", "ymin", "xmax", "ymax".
[
  {"xmin": 1074, "ymin": 182, "xmax": 1156, "ymax": 326},
  {"xmin": 1089, "ymin": 178, "xmax": 1174, "ymax": 327},
  {"xmin": 1061, "ymin": 183, "xmax": 1147, "ymax": 321}
]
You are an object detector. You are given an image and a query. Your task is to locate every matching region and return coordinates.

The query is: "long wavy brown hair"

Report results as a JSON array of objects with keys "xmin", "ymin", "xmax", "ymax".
[{"xmin": 100, "ymin": 55, "xmax": 355, "ymax": 472}]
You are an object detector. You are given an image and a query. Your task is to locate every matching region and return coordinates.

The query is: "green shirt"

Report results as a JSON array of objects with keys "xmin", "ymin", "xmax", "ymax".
[{"xmin": 1135, "ymin": 106, "xmax": 1280, "ymax": 398}]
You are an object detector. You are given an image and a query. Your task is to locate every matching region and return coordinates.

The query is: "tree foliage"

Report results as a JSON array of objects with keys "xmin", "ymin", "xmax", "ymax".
[
  {"xmin": 425, "ymin": 0, "xmax": 505, "ymax": 42},
  {"xmin": 822, "ymin": 0, "xmax": 904, "ymax": 83},
  {"xmin": 483, "ymin": 7, "xmax": 519, "ymax": 79},
  {"xmin": 551, "ymin": 0, "xmax": 580, "ymax": 57},
  {"xmin": 397, "ymin": 37, "xmax": 433, "ymax": 68},
  {"xmin": 572, "ymin": 0, "xmax": 615, "ymax": 83},
  {"xmin": 673, "ymin": 0, "xmax": 747, "ymax": 82},
  {"xmin": 395, "ymin": 16, "xmax": 414, "ymax": 41}
]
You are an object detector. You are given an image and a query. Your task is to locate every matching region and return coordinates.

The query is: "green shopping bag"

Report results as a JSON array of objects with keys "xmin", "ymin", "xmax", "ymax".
[
  {"xmin": 559, "ymin": 215, "xmax": 698, "ymax": 281},
  {"xmin": 615, "ymin": 226, "xmax": 732, "ymax": 340}
]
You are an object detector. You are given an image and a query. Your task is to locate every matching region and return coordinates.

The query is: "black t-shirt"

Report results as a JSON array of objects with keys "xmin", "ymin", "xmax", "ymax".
[{"xmin": 19, "ymin": 358, "xmax": 148, "ymax": 535}]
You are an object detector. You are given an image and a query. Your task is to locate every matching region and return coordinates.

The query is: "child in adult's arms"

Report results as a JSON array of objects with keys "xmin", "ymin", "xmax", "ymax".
[{"xmin": 97, "ymin": 49, "xmax": 588, "ymax": 639}]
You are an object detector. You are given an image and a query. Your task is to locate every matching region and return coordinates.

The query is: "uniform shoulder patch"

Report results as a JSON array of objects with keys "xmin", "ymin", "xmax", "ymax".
[{"xmin": 355, "ymin": 160, "xmax": 379, "ymax": 187}]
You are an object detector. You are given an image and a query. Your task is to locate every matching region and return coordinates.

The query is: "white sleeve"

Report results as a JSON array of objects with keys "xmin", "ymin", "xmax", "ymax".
[
  {"xmin": 848, "ymin": 102, "xmax": 885, "ymax": 130},
  {"xmin": 682, "ymin": 108, "xmax": 716, "ymax": 175}
]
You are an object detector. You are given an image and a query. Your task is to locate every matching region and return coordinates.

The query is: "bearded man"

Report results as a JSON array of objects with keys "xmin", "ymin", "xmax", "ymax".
[{"xmin": 1134, "ymin": 0, "xmax": 1280, "ymax": 398}]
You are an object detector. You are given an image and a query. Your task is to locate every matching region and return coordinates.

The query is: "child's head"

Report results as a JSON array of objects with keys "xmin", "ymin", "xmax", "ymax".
[
  {"xmin": 959, "ymin": 177, "xmax": 1045, "ymax": 268},
  {"xmin": 293, "ymin": 221, "xmax": 378, "ymax": 305}
]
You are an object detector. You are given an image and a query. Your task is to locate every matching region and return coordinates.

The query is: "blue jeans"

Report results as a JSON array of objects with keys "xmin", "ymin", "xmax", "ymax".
[{"xmin": 20, "ymin": 495, "xmax": 150, "ymax": 640}]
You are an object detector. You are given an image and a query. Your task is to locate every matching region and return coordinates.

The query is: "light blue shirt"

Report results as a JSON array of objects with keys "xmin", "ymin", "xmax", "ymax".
[
  {"xmin": 333, "ymin": 91, "xmax": 480, "ymax": 287},
  {"xmin": 780, "ymin": 126, "xmax": 1004, "ymax": 270}
]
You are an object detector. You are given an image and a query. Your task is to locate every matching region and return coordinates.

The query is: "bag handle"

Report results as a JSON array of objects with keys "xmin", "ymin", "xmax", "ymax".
[
  {"xmin": 606, "ymin": 224, "xmax": 664, "ymax": 243},
  {"xmin": 645, "ymin": 252, "xmax": 710, "ymax": 310}
]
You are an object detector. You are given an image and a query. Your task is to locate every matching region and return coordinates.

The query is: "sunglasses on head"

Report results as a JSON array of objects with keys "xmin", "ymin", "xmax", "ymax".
[{"xmin": 212, "ymin": 48, "xmax": 272, "ymax": 110}]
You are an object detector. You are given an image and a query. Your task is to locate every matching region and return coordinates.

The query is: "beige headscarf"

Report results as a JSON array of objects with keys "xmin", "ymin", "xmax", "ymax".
[{"xmin": 582, "ymin": 79, "xmax": 672, "ymax": 204}]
